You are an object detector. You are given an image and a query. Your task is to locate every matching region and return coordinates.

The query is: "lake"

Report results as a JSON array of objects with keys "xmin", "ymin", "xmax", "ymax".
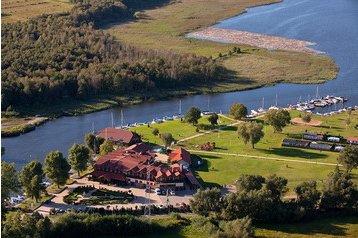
[{"xmin": 2, "ymin": 0, "xmax": 358, "ymax": 169}]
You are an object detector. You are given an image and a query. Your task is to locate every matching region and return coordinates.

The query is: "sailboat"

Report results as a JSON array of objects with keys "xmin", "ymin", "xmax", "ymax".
[
  {"xmin": 258, "ymin": 97, "xmax": 266, "ymax": 113},
  {"xmin": 269, "ymin": 94, "xmax": 279, "ymax": 110}
]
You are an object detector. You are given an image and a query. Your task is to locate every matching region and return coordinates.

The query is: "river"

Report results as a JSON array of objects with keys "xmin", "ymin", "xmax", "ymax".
[{"xmin": 2, "ymin": 0, "xmax": 358, "ymax": 169}]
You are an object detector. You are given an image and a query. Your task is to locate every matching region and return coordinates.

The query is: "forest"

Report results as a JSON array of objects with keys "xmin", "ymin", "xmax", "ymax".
[{"xmin": 1, "ymin": 0, "xmax": 223, "ymax": 110}]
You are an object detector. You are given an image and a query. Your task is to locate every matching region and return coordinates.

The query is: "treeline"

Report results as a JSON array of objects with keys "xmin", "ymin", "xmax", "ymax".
[
  {"xmin": 190, "ymin": 170, "xmax": 358, "ymax": 224},
  {"xmin": 1, "ymin": 212, "xmax": 172, "ymax": 238},
  {"xmin": 1, "ymin": 0, "xmax": 223, "ymax": 110}
]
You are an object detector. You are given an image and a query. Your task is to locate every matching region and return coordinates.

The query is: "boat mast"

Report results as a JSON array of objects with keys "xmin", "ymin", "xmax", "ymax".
[
  {"xmin": 275, "ymin": 94, "xmax": 278, "ymax": 107},
  {"xmin": 316, "ymin": 86, "xmax": 319, "ymax": 99},
  {"xmin": 179, "ymin": 100, "xmax": 182, "ymax": 115},
  {"xmin": 207, "ymin": 96, "xmax": 210, "ymax": 110},
  {"xmin": 111, "ymin": 112, "xmax": 114, "ymax": 128},
  {"xmin": 121, "ymin": 109, "xmax": 124, "ymax": 128},
  {"xmin": 92, "ymin": 122, "xmax": 95, "ymax": 134},
  {"xmin": 262, "ymin": 97, "xmax": 265, "ymax": 109}
]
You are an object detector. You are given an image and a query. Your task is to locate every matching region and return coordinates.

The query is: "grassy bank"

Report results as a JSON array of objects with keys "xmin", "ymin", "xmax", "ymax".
[
  {"xmin": 1, "ymin": 116, "xmax": 48, "ymax": 137},
  {"xmin": 106, "ymin": 0, "xmax": 338, "ymax": 88},
  {"xmin": 1, "ymin": 0, "xmax": 72, "ymax": 23}
]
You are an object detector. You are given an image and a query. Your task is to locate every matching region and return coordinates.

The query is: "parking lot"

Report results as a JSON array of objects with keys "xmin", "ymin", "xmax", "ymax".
[{"xmin": 35, "ymin": 176, "xmax": 198, "ymax": 216}]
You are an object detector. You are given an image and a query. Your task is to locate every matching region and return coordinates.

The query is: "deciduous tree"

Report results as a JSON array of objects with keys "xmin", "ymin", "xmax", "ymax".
[
  {"xmin": 295, "ymin": 180, "xmax": 321, "ymax": 210},
  {"xmin": 44, "ymin": 151, "xmax": 70, "ymax": 188},
  {"xmin": 185, "ymin": 107, "xmax": 201, "ymax": 125},
  {"xmin": 238, "ymin": 122, "xmax": 264, "ymax": 149},
  {"xmin": 160, "ymin": 133, "xmax": 174, "ymax": 149},
  {"xmin": 338, "ymin": 145, "xmax": 358, "ymax": 172},
  {"xmin": 1, "ymin": 161, "xmax": 20, "ymax": 210},
  {"xmin": 190, "ymin": 188, "xmax": 223, "ymax": 216},
  {"xmin": 265, "ymin": 174, "xmax": 288, "ymax": 200},
  {"xmin": 208, "ymin": 113, "xmax": 219, "ymax": 125},
  {"xmin": 235, "ymin": 174, "xmax": 265, "ymax": 192},
  {"xmin": 99, "ymin": 140, "xmax": 114, "ymax": 156},
  {"xmin": 68, "ymin": 144, "xmax": 90, "ymax": 176},
  {"xmin": 265, "ymin": 109, "xmax": 291, "ymax": 133},
  {"xmin": 19, "ymin": 161, "xmax": 44, "ymax": 201},
  {"xmin": 230, "ymin": 103, "xmax": 247, "ymax": 120}
]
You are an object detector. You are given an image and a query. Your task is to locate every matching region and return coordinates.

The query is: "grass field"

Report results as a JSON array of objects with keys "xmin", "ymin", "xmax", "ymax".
[
  {"xmin": 130, "ymin": 115, "xmax": 234, "ymax": 145},
  {"xmin": 180, "ymin": 110, "xmax": 358, "ymax": 165},
  {"xmin": 148, "ymin": 216, "xmax": 358, "ymax": 238},
  {"xmin": 106, "ymin": 0, "xmax": 338, "ymax": 90},
  {"xmin": 1, "ymin": 0, "xmax": 72, "ymax": 23},
  {"xmin": 131, "ymin": 110, "xmax": 358, "ymax": 190}
]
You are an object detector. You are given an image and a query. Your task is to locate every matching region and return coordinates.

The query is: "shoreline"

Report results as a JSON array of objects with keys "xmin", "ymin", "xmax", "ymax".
[{"xmin": 1, "ymin": 0, "xmax": 339, "ymax": 137}]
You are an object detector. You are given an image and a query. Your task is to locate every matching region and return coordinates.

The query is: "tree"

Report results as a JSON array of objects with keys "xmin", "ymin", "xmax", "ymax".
[
  {"xmin": 189, "ymin": 188, "xmax": 223, "ymax": 216},
  {"xmin": 295, "ymin": 181, "xmax": 321, "ymax": 210},
  {"xmin": 44, "ymin": 151, "xmax": 70, "ymax": 188},
  {"xmin": 338, "ymin": 145, "xmax": 358, "ymax": 173},
  {"xmin": 320, "ymin": 168, "xmax": 357, "ymax": 209},
  {"xmin": 208, "ymin": 113, "xmax": 219, "ymax": 125},
  {"xmin": 220, "ymin": 216, "xmax": 254, "ymax": 238},
  {"xmin": 235, "ymin": 174, "xmax": 265, "ymax": 192},
  {"xmin": 99, "ymin": 140, "xmax": 114, "ymax": 156},
  {"xmin": 265, "ymin": 109, "xmax": 291, "ymax": 133},
  {"xmin": 302, "ymin": 114, "xmax": 311, "ymax": 123},
  {"xmin": 68, "ymin": 144, "xmax": 90, "ymax": 176},
  {"xmin": 152, "ymin": 128, "xmax": 159, "ymax": 136},
  {"xmin": 160, "ymin": 133, "xmax": 174, "ymax": 149},
  {"xmin": 1, "ymin": 161, "xmax": 20, "ymax": 210},
  {"xmin": 19, "ymin": 161, "xmax": 44, "ymax": 201},
  {"xmin": 230, "ymin": 103, "xmax": 247, "ymax": 120},
  {"xmin": 185, "ymin": 107, "xmax": 201, "ymax": 125},
  {"xmin": 238, "ymin": 122, "xmax": 264, "ymax": 149},
  {"xmin": 84, "ymin": 133, "xmax": 105, "ymax": 153},
  {"xmin": 265, "ymin": 174, "xmax": 288, "ymax": 200}
]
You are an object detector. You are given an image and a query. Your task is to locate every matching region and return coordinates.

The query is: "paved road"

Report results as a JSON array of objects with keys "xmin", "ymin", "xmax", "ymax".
[{"xmin": 187, "ymin": 150, "xmax": 342, "ymax": 167}]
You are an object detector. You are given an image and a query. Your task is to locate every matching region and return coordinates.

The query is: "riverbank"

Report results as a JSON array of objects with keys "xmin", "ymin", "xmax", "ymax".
[{"xmin": 1, "ymin": 116, "xmax": 48, "ymax": 137}]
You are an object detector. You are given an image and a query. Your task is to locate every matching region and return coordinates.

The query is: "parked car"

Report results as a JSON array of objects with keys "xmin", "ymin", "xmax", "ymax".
[{"xmin": 155, "ymin": 188, "xmax": 161, "ymax": 195}]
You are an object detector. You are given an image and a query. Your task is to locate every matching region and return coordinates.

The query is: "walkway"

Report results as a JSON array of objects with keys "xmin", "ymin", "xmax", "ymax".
[{"xmin": 187, "ymin": 150, "xmax": 342, "ymax": 167}]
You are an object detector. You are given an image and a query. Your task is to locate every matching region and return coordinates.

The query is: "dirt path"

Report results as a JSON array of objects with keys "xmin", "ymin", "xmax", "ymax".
[{"xmin": 187, "ymin": 149, "xmax": 341, "ymax": 167}]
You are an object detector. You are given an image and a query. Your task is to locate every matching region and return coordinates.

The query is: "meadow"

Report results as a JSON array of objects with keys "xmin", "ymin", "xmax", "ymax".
[
  {"xmin": 106, "ymin": 0, "xmax": 338, "ymax": 91},
  {"xmin": 1, "ymin": 0, "xmax": 72, "ymax": 23}
]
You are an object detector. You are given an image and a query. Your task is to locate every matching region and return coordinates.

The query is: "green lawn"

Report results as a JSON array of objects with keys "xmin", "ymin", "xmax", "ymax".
[
  {"xmin": 130, "ymin": 115, "xmax": 234, "ymax": 146},
  {"xmin": 179, "ymin": 110, "xmax": 358, "ymax": 164},
  {"xmin": 192, "ymin": 153, "xmax": 358, "ymax": 190},
  {"xmin": 145, "ymin": 216, "xmax": 358, "ymax": 238},
  {"xmin": 17, "ymin": 193, "xmax": 54, "ymax": 212}
]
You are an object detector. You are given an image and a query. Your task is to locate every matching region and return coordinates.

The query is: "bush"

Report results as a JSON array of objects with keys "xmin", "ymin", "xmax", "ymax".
[{"xmin": 152, "ymin": 128, "xmax": 159, "ymax": 136}]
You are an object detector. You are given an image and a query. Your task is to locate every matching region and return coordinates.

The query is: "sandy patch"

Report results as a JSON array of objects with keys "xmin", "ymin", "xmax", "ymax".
[
  {"xmin": 291, "ymin": 117, "xmax": 322, "ymax": 126},
  {"xmin": 188, "ymin": 27, "xmax": 323, "ymax": 54}
]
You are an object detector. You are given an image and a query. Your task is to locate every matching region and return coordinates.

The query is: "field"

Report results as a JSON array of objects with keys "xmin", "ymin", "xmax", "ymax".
[
  {"xmin": 180, "ymin": 110, "xmax": 358, "ymax": 165},
  {"xmin": 106, "ymin": 0, "xmax": 338, "ymax": 90},
  {"xmin": 1, "ymin": 0, "xmax": 72, "ymax": 23},
  {"xmin": 148, "ymin": 216, "xmax": 358, "ymax": 238},
  {"xmin": 134, "ymin": 110, "xmax": 358, "ymax": 190},
  {"xmin": 130, "ymin": 115, "xmax": 234, "ymax": 145}
]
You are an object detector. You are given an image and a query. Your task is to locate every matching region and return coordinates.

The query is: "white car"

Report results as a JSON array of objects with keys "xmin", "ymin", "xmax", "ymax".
[{"xmin": 155, "ymin": 188, "xmax": 161, "ymax": 195}]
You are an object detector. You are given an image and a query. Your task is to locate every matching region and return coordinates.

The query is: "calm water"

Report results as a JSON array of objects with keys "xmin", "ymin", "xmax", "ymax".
[{"xmin": 2, "ymin": 0, "xmax": 358, "ymax": 169}]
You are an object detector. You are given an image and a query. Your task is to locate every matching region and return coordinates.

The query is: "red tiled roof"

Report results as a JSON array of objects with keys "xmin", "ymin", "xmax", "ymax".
[
  {"xmin": 185, "ymin": 171, "xmax": 202, "ymax": 187},
  {"xmin": 169, "ymin": 147, "xmax": 191, "ymax": 165},
  {"xmin": 125, "ymin": 142, "xmax": 151, "ymax": 154},
  {"xmin": 347, "ymin": 137, "xmax": 358, "ymax": 142},
  {"xmin": 98, "ymin": 173, "xmax": 126, "ymax": 182},
  {"xmin": 98, "ymin": 128, "xmax": 139, "ymax": 144}
]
